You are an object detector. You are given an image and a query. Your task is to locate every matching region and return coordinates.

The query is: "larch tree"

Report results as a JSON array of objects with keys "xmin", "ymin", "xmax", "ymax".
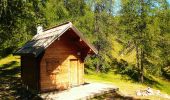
[
  {"xmin": 119, "ymin": 0, "xmax": 169, "ymax": 82},
  {"xmin": 85, "ymin": 0, "xmax": 115, "ymax": 72}
]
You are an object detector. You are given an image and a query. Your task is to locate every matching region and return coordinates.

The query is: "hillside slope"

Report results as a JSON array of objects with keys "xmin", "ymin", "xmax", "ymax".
[
  {"xmin": 111, "ymin": 38, "xmax": 136, "ymax": 64},
  {"xmin": 85, "ymin": 70, "xmax": 170, "ymax": 100}
]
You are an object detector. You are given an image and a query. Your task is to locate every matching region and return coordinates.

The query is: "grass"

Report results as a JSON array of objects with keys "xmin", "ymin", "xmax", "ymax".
[
  {"xmin": 0, "ymin": 55, "xmax": 20, "ymax": 65},
  {"xmin": 0, "ymin": 55, "xmax": 20, "ymax": 78},
  {"xmin": 111, "ymin": 38, "xmax": 136, "ymax": 64},
  {"xmin": 108, "ymin": 38, "xmax": 170, "ymax": 99},
  {"xmin": 152, "ymin": 77, "xmax": 170, "ymax": 95},
  {"xmin": 85, "ymin": 70, "xmax": 170, "ymax": 100},
  {"xmin": 0, "ymin": 55, "xmax": 40, "ymax": 99}
]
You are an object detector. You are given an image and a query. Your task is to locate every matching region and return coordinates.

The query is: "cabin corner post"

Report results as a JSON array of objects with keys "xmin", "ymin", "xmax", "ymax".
[{"xmin": 37, "ymin": 55, "xmax": 41, "ymax": 93}]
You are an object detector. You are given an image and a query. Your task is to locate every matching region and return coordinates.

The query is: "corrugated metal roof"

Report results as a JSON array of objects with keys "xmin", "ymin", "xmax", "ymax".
[{"xmin": 15, "ymin": 22, "xmax": 98, "ymax": 57}]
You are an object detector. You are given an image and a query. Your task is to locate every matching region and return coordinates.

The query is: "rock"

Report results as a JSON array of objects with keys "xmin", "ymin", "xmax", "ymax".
[
  {"xmin": 136, "ymin": 90, "xmax": 142, "ymax": 96},
  {"xmin": 142, "ymin": 92, "xmax": 148, "ymax": 96},
  {"xmin": 146, "ymin": 87, "xmax": 153, "ymax": 95}
]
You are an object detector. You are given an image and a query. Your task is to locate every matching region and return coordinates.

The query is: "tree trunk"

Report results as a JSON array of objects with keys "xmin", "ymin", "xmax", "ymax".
[
  {"xmin": 140, "ymin": 49, "xmax": 144, "ymax": 83},
  {"xmin": 140, "ymin": 0, "xmax": 145, "ymax": 83},
  {"xmin": 95, "ymin": 52, "xmax": 100, "ymax": 73},
  {"xmin": 96, "ymin": 61, "xmax": 100, "ymax": 73},
  {"xmin": 94, "ymin": 3, "xmax": 100, "ymax": 73},
  {"xmin": 135, "ymin": 40, "xmax": 141, "ymax": 81},
  {"xmin": 94, "ymin": 3, "xmax": 100, "ymax": 34}
]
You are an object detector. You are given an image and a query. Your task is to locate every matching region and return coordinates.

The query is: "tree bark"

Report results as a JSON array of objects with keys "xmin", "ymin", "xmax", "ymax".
[
  {"xmin": 96, "ymin": 60, "xmax": 100, "ymax": 73},
  {"xmin": 140, "ymin": 49, "xmax": 144, "ymax": 83},
  {"xmin": 95, "ymin": 50, "xmax": 100, "ymax": 73},
  {"xmin": 139, "ymin": 0, "xmax": 145, "ymax": 83},
  {"xmin": 135, "ymin": 40, "xmax": 141, "ymax": 81}
]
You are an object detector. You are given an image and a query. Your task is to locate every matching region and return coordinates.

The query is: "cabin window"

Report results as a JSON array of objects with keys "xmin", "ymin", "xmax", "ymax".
[{"xmin": 45, "ymin": 58, "xmax": 60, "ymax": 74}]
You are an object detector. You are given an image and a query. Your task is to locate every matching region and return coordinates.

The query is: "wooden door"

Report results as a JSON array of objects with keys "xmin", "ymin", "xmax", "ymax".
[{"xmin": 70, "ymin": 59, "xmax": 78, "ymax": 87}]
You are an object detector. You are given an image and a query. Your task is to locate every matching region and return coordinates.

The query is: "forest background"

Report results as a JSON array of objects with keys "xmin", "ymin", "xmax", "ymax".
[{"xmin": 0, "ymin": 0, "xmax": 170, "ymax": 83}]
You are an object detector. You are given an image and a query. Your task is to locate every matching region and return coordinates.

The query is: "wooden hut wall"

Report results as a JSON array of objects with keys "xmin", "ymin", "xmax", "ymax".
[{"xmin": 39, "ymin": 31, "xmax": 85, "ymax": 92}]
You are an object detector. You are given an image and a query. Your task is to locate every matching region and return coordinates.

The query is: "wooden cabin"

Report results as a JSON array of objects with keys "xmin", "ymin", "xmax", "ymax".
[{"xmin": 15, "ymin": 22, "xmax": 98, "ymax": 92}]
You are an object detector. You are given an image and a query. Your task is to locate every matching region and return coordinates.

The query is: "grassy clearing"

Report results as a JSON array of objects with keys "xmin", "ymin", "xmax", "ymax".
[{"xmin": 85, "ymin": 70, "xmax": 170, "ymax": 100}]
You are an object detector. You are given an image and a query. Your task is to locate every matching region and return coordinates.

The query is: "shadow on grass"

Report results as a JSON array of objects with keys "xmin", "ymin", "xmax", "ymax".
[
  {"xmin": 162, "ymin": 66, "xmax": 170, "ymax": 81},
  {"xmin": 93, "ymin": 91, "xmax": 149, "ymax": 100},
  {"xmin": 0, "ymin": 61, "xmax": 41, "ymax": 100}
]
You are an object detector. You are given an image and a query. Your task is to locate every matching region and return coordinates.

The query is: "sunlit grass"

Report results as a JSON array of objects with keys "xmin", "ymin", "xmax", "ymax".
[
  {"xmin": 0, "ymin": 55, "xmax": 20, "ymax": 66},
  {"xmin": 85, "ymin": 70, "xmax": 170, "ymax": 100},
  {"xmin": 111, "ymin": 38, "xmax": 136, "ymax": 64},
  {"xmin": 152, "ymin": 77, "xmax": 170, "ymax": 95},
  {"xmin": 0, "ymin": 55, "xmax": 20, "ymax": 76}
]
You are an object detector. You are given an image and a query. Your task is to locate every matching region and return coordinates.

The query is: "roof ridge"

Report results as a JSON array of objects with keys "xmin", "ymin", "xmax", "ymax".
[
  {"xmin": 43, "ymin": 21, "xmax": 72, "ymax": 31},
  {"xmin": 32, "ymin": 22, "xmax": 72, "ymax": 40}
]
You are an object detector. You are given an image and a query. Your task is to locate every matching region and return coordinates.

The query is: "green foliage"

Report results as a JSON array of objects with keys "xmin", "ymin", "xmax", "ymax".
[
  {"xmin": 0, "ymin": 0, "xmax": 45, "ymax": 57},
  {"xmin": 0, "ymin": 0, "xmax": 170, "ymax": 80},
  {"xmin": 119, "ymin": 0, "xmax": 170, "ymax": 82},
  {"xmin": 41, "ymin": 0, "xmax": 69, "ymax": 26}
]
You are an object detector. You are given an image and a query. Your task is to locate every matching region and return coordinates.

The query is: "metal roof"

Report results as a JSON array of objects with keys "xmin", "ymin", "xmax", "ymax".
[{"xmin": 15, "ymin": 22, "xmax": 98, "ymax": 57}]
